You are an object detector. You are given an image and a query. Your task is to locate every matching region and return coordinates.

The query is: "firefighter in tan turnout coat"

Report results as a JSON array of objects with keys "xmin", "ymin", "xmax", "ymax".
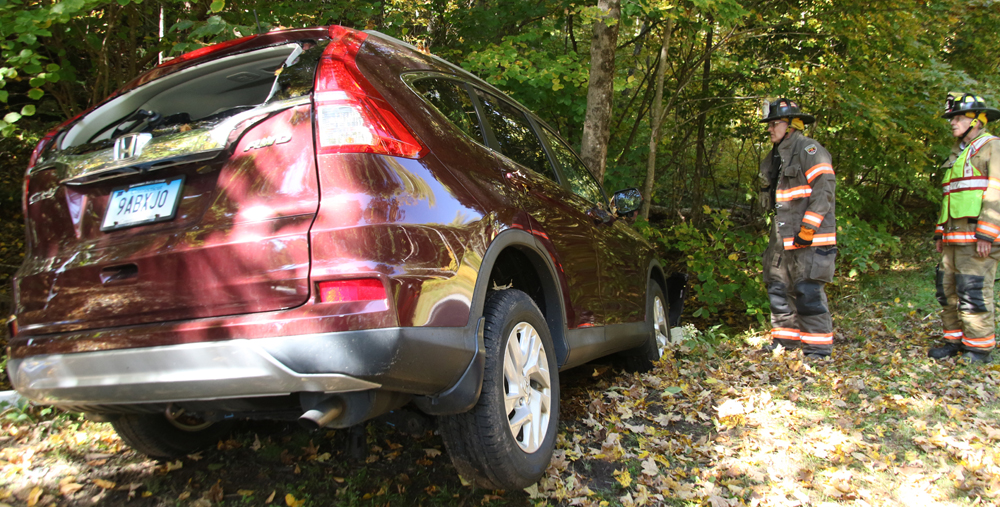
[
  {"xmin": 930, "ymin": 92, "xmax": 1000, "ymax": 364},
  {"xmin": 758, "ymin": 98, "xmax": 837, "ymax": 358}
]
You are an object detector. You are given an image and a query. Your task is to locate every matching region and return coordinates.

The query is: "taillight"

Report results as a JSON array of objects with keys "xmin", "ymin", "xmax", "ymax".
[
  {"xmin": 24, "ymin": 134, "xmax": 50, "ymax": 216},
  {"xmin": 318, "ymin": 278, "xmax": 387, "ymax": 303},
  {"xmin": 27, "ymin": 107, "xmax": 90, "ymax": 172},
  {"xmin": 313, "ymin": 26, "xmax": 426, "ymax": 159},
  {"xmin": 26, "ymin": 137, "xmax": 50, "ymax": 170},
  {"xmin": 6, "ymin": 315, "xmax": 17, "ymax": 338},
  {"xmin": 25, "ymin": 114, "xmax": 76, "ymax": 214},
  {"xmin": 21, "ymin": 175, "xmax": 29, "ymax": 217}
]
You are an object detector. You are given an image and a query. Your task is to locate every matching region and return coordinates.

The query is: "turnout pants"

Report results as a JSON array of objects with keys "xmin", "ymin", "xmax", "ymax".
[
  {"xmin": 936, "ymin": 244, "xmax": 1000, "ymax": 353},
  {"xmin": 763, "ymin": 226, "xmax": 837, "ymax": 355}
]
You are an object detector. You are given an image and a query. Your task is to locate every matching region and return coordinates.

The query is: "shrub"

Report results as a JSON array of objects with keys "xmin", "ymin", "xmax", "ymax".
[
  {"xmin": 835, "ymin": 216, "xmax": 901, "ymax": 278},
  {"xmin": 636, "ymin": 208, "xmax": 900, "ymax": 325},
  {"xmin": 637, "ymin": 207, "xmax": 769, "ymax": 323}
]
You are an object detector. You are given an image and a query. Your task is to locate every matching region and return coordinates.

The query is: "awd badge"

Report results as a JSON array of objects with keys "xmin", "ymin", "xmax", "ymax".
[{"xmin": 244, "ymin": 133, "xmax": 292, "ymax": 152}]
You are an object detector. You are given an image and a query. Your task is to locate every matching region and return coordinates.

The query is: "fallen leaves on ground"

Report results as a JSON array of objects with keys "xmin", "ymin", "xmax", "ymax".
[{"xmin": 525, "ymin": 290, "xmax": 1000, "ymax": 506}]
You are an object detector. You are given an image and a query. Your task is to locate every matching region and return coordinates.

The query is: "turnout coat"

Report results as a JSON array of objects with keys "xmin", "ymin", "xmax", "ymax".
[{"xmin": 758, "ymin": 130, "xmax": 837, "ymax": 252}]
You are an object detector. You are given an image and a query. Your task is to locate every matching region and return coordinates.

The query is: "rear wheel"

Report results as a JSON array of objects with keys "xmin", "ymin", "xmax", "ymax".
[
  {"xmin": 111, "ymin": 407, "xmax": 233, "ymax": 459},
  {"xmin": 620, "ymin": 279, "xmax": 669, "ymax": 372},
  {"xmin": 440, "ymin": 289, "xmax": 559, "ymax": 490}
]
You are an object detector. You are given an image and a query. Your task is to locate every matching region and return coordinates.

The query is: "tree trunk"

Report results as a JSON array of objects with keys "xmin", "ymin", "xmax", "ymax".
[
  {"xmin": 690, "ymin": 17, "xmax": 713, "ymax": 224},
  {"xmin": 579, "ymin": 0, "xmax": 620, "ymax": 184},
  {"xmin": 641, "ymin": 18, "xmax": 672, "ymax": 220}
]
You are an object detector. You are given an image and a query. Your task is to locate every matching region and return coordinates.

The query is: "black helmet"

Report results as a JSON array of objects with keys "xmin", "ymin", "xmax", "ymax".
[
  {"xmin": 760, "ymin": 98, "xmax": 815, "ymax": 124},
  {"xmin": 942, "ymin": 92, "xmax": 1000, "ymax": 121}
]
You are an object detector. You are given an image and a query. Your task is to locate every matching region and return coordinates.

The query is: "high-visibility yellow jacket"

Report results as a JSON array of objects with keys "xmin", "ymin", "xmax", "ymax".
[
  {"xmin": 935, "ymin": 131, "xmax": 1000, "ymax": 245},
  {"xmin": 758, "ymin": 131, "xmax": 836, "ymax": 250}
]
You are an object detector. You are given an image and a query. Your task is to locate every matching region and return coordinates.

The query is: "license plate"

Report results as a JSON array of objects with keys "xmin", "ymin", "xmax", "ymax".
[{"xmin": 101, "ymin": 176, "xmax": 184, "ymax": 231}]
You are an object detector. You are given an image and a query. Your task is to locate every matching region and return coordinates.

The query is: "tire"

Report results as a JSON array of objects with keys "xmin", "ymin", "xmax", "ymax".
[
  {"xmin": 111, "ymin": 409, "xmax": 234, "ymax": 459},
  {"xmin": 439, "ymin": 289, "xmax": 559, "ymax": 490},
  {"xmin": 619, "ymin": 279, "xmax": 669, "ymax": 372}
]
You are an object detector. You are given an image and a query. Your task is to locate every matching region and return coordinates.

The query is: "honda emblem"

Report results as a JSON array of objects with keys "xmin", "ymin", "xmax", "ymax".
[{"xmin": 113, "ymin": 133, "xmax": 152, "ymax": 160}]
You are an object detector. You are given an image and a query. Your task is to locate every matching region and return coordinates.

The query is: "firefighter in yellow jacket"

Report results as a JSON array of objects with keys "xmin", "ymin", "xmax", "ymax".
[
  {"xmin": 930, "ymin": 92, "xmax": 1000, "ymax": 364},
  {"xmin": 758, "ymin": 98, "xmax": 837, "ymax": 359}
]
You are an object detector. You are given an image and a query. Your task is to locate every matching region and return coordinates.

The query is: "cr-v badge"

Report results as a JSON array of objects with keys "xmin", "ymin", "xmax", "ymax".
[{"xmin": 113, "ymin": 133, "xmax": 153, "ymax": 161}]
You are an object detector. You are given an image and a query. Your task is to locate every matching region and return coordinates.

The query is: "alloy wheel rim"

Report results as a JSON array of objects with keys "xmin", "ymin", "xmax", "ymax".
[
  {"xmin": 165, "ymin": 406, "xmax": 213, "ymax": 432},
  {"xmin": 503, "ymin": 321, "xmax": 552, "ymax": 453},
  {"xmin": 653, "ymin": 295, "xmax": 668, "ymax": 357}
]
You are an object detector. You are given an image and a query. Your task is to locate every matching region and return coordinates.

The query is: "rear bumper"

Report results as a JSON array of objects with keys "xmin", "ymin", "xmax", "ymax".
[{"xmin": 7, "ymin": 325, "xmax": 477, "ymax": 408}]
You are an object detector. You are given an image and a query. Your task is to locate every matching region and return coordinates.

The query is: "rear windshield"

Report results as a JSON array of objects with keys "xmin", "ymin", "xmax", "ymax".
[{"xmin": 58, "ymin": 40, "xmax": 326, "ymax": 152}]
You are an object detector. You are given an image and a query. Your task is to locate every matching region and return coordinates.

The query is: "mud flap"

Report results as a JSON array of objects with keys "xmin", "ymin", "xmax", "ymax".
[
  {"xmin": 413, "ymin": 317, "xmax": 486, "ymax": 415},
  {"xmin": 666, "ymin": 272, "xmax": 688, "ymax": 327}
]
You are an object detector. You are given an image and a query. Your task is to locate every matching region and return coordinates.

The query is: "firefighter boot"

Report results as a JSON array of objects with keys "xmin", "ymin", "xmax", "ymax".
[
  {"xmin": 928, "ymin": 342, "xmax": 962, "ymax": 359},
  {"xmin": 761, "ymin": 340, "xmax": 799, "ymax": 352},
  {"xmin": 960, "ymin": 350, "xmax": 992, "ymax": 363}
]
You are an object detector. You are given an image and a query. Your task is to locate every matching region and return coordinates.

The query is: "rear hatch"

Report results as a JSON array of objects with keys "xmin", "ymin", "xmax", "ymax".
[{"xmin": 15, "ymin": 33, "xmax": 331, "ymax": 336}]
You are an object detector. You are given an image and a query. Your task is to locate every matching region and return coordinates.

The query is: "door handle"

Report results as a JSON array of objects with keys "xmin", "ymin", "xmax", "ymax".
[
  {"xmin": 100, "ymin": 263, "xmax": 139, "ymax": 284},
  {"xmin": 504, "ymin": 170, "xmax": 530, "ymax": 192},
  {"xmin": 587, "ymin": 207, "xmax": 613, "ymax": 224}
]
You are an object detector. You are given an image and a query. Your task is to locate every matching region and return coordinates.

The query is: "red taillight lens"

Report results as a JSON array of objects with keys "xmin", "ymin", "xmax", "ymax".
[
  {"xmin": 313, "ymin": 26, "xmax": 426, "ymax": 159},
  {"xmin": 27, "ymin": 137, "xmax": 50, "ymax": 170},
  {"xmin": 28, "ymin": 107, "xmax": 91, "ymax": 171},
  {"xmin": 6, "ymin": 316, "xmax": 17, "ymax": 338},
  {"xmin": 22, "ymin": 175, "xmax": 29, "ymax": 217},
  {"xmin": 318, "ymin": 278, "xmax": 387, "ymax": 303}
]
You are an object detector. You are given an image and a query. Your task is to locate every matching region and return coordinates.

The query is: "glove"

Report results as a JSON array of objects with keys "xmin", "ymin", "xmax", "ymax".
[
  {"xmin": 793, "ymin": 226, "xmax": 815, "ymax": 248},
  {"xmin": 759, "ymin": 190, "xmax": 773, "ymax": 213}
]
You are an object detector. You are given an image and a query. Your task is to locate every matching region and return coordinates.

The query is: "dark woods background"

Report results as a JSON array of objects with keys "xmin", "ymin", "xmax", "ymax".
[{"xmin": 1, "ymin": 0, "xmax": 998, "ymax": 327}]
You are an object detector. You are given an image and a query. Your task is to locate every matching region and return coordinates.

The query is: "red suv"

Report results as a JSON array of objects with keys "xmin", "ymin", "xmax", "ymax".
[{"xmin": 8, "ymin": 26, "xmax": 684, "ymax": 489}]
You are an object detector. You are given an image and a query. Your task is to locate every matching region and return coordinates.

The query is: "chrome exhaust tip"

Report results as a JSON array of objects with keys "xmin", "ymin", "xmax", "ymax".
[{"xmin": 298, "ymin": 398, "xmax": 344, "ymax": 430}]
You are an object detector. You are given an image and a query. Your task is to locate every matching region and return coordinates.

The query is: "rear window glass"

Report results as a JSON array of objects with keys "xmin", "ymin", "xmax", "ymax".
[
  {"xmin": 475, "ymin": 89, "xmax": 555, "ymax": 180},
  {"xmin": 60, "ymin": 41, "xmax": 326, "ymax": 151},
  {"xmin": 411, "ymin": 78, "xmax": 485, "ymax": 145}
]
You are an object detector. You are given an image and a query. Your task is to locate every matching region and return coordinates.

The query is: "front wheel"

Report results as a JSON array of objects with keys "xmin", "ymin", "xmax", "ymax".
[
  {"xmin": 619, "ymin": 279, "xmax": 669, "ymax": 372},
  {"xmin": 439, "ymin": 289, "xmax": 559, "ymax": 490}
]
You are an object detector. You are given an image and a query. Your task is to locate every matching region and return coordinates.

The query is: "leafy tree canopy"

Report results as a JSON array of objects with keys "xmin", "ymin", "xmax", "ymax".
[{"xmin": 1, "ymin": 0, "xmax": 997, "ymax": 318}]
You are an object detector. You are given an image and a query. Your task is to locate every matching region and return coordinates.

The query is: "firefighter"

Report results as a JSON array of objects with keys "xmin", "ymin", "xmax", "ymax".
[
  {"xmin": 758, "ymin": 98, "xmax": 837, "ymax": 359},
  {"xmin": 930, "ymin": 92, "xmax": 1000, "ymax": 364}
]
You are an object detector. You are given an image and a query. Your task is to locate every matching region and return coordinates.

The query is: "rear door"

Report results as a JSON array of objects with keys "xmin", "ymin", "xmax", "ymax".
[
  {"xmin": 471, "ymin": 89, "xmax": 604, "ymax": 329},
  {"xmin": 15, "ymin": 42, "xmax": 326, "ymax": 335},
  {"xmin": 538, "ymin": 127, "xmax": 646, "ymax": 324}
]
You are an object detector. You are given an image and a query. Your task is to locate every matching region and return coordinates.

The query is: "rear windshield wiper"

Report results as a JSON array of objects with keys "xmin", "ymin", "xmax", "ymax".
[
  {"xmin": 110, "ymin": 109, "xmax": 162, "ymax": 139},
  {"xmin": 261, "ymin": 43, "xmax": 306, "ymax": 105}
]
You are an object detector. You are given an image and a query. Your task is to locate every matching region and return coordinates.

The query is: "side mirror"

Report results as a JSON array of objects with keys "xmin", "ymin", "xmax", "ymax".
[{"xmin": 612, "ymin": 188, "xmax": 642, "ymax": 216}]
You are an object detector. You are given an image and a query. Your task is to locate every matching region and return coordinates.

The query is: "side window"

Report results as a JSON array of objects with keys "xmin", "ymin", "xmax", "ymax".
[
  {"xmin": 475, "ymin": 89, "xmax": 556, "ymax": 180},
  {"xmin": 543, "ymin": 128, "xmax": 605, "ymax": 204},
  {"xmin": 411, "ymin": 78, "xmax": 485, "ymax": 145}
]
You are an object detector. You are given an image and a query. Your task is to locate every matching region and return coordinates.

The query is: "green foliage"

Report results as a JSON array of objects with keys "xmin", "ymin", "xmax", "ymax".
[
  {"xmin": 835, "ymin": 216, "xmax": 902, "ymax": 279},
  {"xmin": 637, "ymin": 207, "xmax": 769, "ymax": 322},
  {"xmin": 634, "ymin": 208, "xmax": 901, "ymax": 325},
  {"xmin": 2, "ymin": 402, "xmax": 53, "ymax": 424},
  {"xmin": 674, "ymin": 322, "xmax": 730, "ymax": 358}
]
